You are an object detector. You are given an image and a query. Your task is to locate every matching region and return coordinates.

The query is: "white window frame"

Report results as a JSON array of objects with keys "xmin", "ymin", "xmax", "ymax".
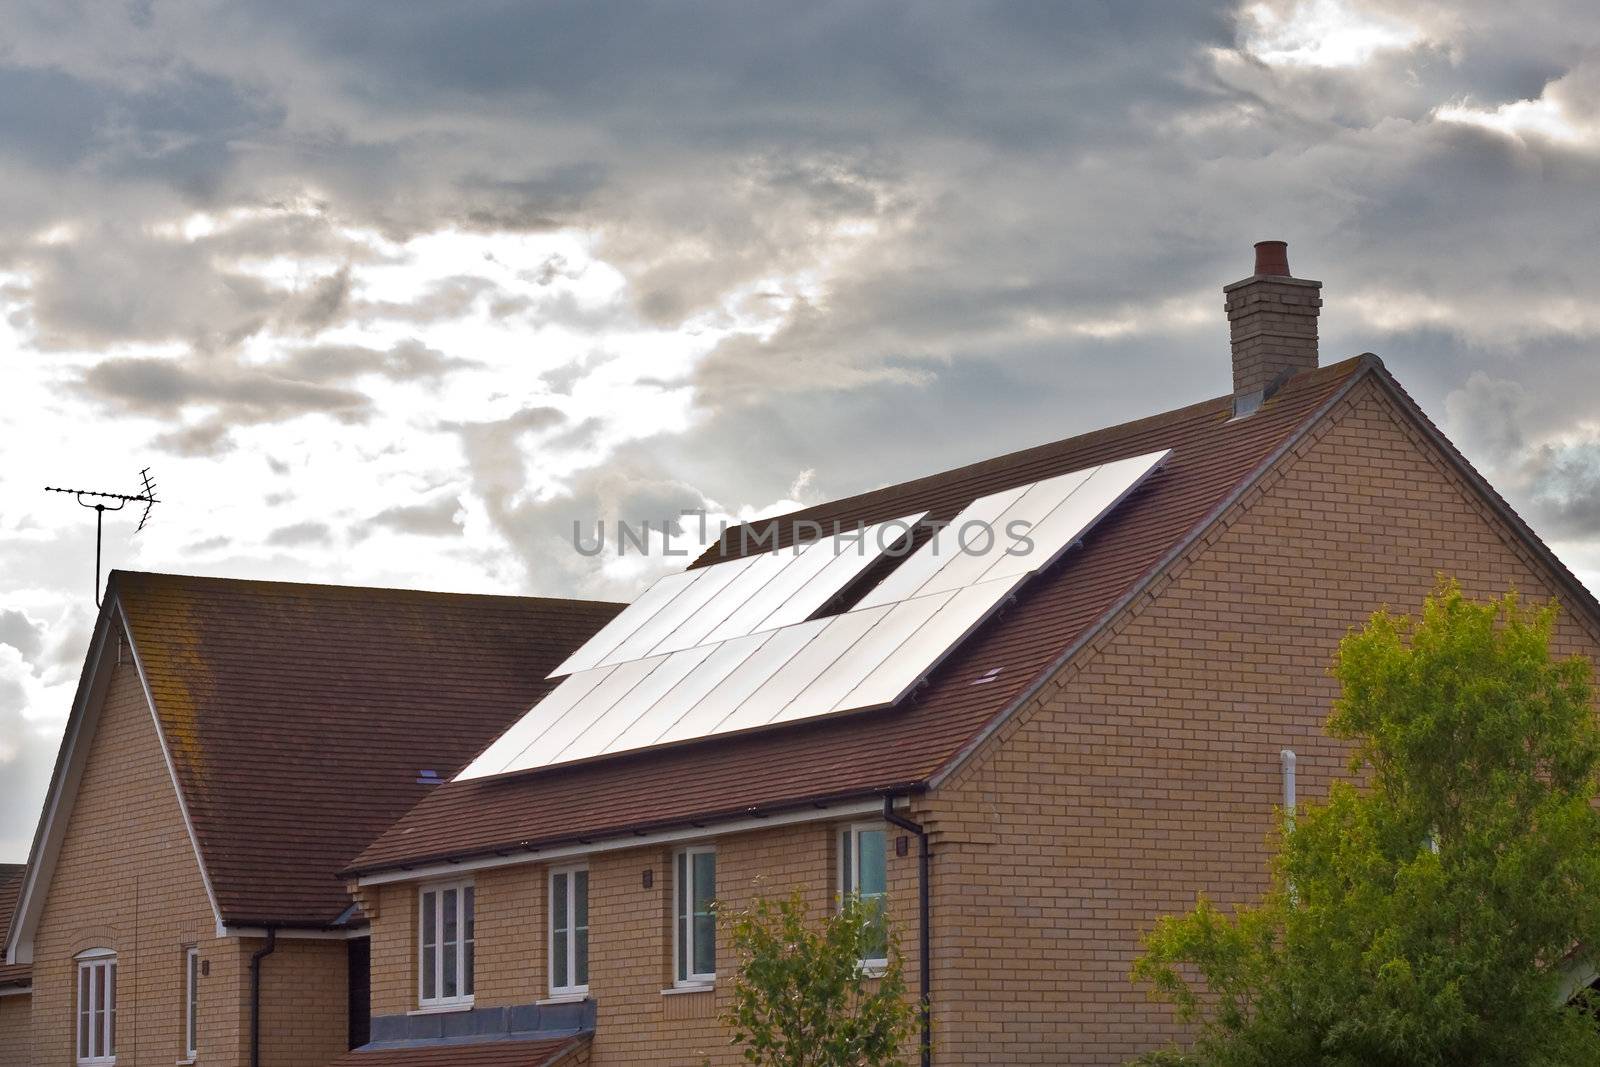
[
  {"xmin": 417, "ymin": 880, "xmax": 475, "ymax": 1009},
  {"xmin": 184, "ymin": 946, "xmax": 199, "ymax": 1060},
  {"xmin": 840, "ymin": 822, "xmax": 890, "ymax": 970},
  {"xmin": 548, "ymin": 864, "xmax": 590, "ymax": 997},
  {"xmin": 75, "ymin": 949, "xmax": 117, "ymax": 1065},
  {"xmin": 674, "ymin": 845, "xmax": 717, "ymax": 987}
]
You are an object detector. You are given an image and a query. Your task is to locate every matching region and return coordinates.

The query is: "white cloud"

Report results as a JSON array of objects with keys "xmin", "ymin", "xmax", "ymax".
[{"xmin": 1241, "ymin": 0, "xmax": 1424, "ymax": 69}]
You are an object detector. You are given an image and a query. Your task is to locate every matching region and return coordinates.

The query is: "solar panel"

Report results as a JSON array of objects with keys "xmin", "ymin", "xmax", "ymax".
[
  {"xmin": 460, "ymin": 449, "xmax": 1169, "ymax": 781},
  {"xmin": 835, "ymin": 574, "xmax": 1023, "ymax": 711},
  {"xmin": 547, "ymin": 512, "xmax": 927, "ymax": 678},
  {"xmin": 456, "ymin": 665, "xmax": 618, "ymax": 780},
  {"xmin": 550, "ymin": 568, "xmax": 703, "ymax": 676}
]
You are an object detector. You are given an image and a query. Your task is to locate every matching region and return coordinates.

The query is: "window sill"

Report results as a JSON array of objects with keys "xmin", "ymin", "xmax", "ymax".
[
  {"xmin": 408, "ymin": 1000, "xmax": 475, "ymax": 1016},
  {"xmin": 661, "ymin": 982, "xmax": 715, "ymax": 996},
  {"xmin": 859, "ymin": 961, "xmax": 889, "ymax": 979},
  {"xmin": 538, "ymin": 992, "xmax": 589, "ymax": 1005},
  {"xmin": 177, "ymin": 1058, "xmax": 196, "ymax": 1066}
]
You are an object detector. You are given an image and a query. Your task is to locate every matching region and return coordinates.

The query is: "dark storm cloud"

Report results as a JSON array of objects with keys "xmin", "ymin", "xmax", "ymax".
[{"xmin": 0, "ymin": 0, "xmax": 1595, "ymax": 536}]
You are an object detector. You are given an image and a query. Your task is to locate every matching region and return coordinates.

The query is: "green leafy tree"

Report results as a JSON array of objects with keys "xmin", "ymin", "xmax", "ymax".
[
  {"xmin": 1131, "ymin": 581, "xmax": 1600, "ymax": 1066},
  {"xmin": 722, "ymin": 890, "xmax": 916, "ymax": 1066}
]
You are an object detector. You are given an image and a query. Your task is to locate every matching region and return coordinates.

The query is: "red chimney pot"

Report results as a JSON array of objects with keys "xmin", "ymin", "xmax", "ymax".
[{"xmin": 1254, "ymin": 240, "xmax": 1290, "ymax": 277}]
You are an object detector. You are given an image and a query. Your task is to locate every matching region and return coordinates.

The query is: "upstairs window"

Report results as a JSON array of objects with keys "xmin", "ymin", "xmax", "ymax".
[
  {"xmin": 75, "ymin": 949, "xmax": 117, "ymax": 1065},
  {"xmin": 549, "ymin": 865, "xmax": 589, "ymax": 996},
  {"xmin": 418, "ymin": 881, "xmax": 475, "ymax": 1008},
  {"xmin": 840, "ymin": 824, "xmax": 889, "ymax": 967},
  {"xmin": 674, "ymin": 846, "xmax": 716, "ymax": 985}
]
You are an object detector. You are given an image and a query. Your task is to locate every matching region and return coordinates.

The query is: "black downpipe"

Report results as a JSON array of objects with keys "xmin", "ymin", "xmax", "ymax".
[
  {"xmin": 249, "ymin": 928, "xmax": 277, "ymax": 1067},
  {"xmin": 883, "ymin": 796, "xmax": 931, "ymax": 1067}
]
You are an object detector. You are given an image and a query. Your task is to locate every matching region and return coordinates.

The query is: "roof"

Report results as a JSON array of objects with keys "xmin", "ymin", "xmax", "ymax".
[
  {"xmin": 328, "ymin": 1035, "xmax": 588, "ymax": 1067},
  {"xmin": 85, "ymin": 575, "xmax": 622, "ymax": 927},
  {"xmin": 351, "ymin": 356, "xmax": 1376, "ymax": 874},
  {"xmin": 0, "ymin": 863, "xmax": 28, "ymax": 988}
]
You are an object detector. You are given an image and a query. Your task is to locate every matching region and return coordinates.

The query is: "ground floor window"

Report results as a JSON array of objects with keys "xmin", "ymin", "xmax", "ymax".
[{"xmin": 76, "ymin": 950, "xmax": 116, "ymax": 1064}]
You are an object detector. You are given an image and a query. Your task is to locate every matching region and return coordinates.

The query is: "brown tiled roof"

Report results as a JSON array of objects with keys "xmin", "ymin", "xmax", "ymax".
[
  {"xmin": 0, "ymin": 863, "xmax": 28, "ymax": 988},
  {"xmin": 328, "ymin": 1035, "xmax": 587, "ymax": 1067},
  {"xmin": 111, "ymin": 573, "xmax": 623, "ymax": 926},
  {"xmin": 351, "ymin": 357, "xmax": 1372, "ymax": 874}
]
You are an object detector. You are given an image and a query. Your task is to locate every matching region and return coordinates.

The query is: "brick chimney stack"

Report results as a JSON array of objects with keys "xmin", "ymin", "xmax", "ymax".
[{"xmin": 1223, "ymin": 240, "xmax": 1321, "ymax": 398}]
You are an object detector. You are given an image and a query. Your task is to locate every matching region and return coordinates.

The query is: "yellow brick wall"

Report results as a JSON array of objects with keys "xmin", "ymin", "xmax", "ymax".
[
  {"xmin": 925, "ymin": 378, "xmax": 1600, "ymax": 1064},
  {"xmin": 364, "ymin": 817, "xmax": 919, "ymax": 1065},
  {"xmin": 26, "ymin": 646, "xmax": 351, "ymax": 1067},
  {"xmin": 0, "ymin": 993, "xmax": 33, "ymax": 1067},
  {"xmin": 29, "ymin": 651, "xmax": 231, "ymax": 1067},
  {"xmin": 256, "ymin": 939, "xmax": 348, "ymax": 1066}
]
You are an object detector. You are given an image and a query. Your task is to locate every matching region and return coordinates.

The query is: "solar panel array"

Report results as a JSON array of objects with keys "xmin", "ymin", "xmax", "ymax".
[{"xmin": 457, "ymin": 448, "xmax": 1169, "ymax": 781}]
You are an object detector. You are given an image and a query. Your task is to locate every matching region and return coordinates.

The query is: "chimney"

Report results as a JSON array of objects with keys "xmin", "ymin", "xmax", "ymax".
[{"xmin": 1223, "ymin": 240, "xmax": 1321, "ymax": 404}]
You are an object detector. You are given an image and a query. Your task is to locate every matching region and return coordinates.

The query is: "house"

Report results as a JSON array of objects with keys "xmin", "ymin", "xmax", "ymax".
[
  {"xmin": 0, "ymin": 866, "xmax": 31, "ymax": 1062},
  {"xmin": 0, "ymin": 576, "xmax": 622, "ymax": 1067},
  {"xmin": 336, "ymin": 243, "xmax": 1600, "ymax": 1066}
]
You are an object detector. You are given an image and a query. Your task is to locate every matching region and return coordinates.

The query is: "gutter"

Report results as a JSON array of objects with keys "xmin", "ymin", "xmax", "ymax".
[
  {"xmin": 249, "ymin": 928, "xmax": 277, "ymax": 1067},
  {"xmin": 882, "ymin": 795, "xmax": 931, "ymax": 1067}
]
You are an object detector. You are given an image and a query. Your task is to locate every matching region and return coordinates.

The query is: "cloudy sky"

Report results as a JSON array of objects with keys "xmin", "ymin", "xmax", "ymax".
[{"xmin": 3, "ymin": 0, "xmax": 1600, "ymax": 859}]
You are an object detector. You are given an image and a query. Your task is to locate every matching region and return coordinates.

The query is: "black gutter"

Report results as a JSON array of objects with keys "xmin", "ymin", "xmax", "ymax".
[
  {"xmin": 249, "ymin": 928, "xmax": 277, "ymax": 1067},
  {"xmin": 883, "ymin": 795, "xmax": 931, "ymax": 1067}
]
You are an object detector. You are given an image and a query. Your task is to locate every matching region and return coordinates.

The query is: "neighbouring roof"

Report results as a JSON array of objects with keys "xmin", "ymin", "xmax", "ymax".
[
  {"xmin": 352, "ymin": 356, "xmax": 1386, "ymax": 875},
  {"xmin": 329, "ymin": 1035, "xmax": 588, "ymax": 1067},
  {"xmin": 99, "ymin": 575, "xmax": 623, "ymax": 927},
  {"xmin": 0, "ymin": 864, "xmax": 28, "ymax": 989}
]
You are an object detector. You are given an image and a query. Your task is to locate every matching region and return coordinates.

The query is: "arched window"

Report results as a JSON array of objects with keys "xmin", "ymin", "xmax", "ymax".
[{"xmin": 74, "ymin": 948, "xmax": 117, "ymax": 1064}]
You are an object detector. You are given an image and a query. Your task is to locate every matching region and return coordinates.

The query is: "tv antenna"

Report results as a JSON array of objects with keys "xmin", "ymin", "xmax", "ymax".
[{"xmin": 45, "ymin": 468, "xmax": 160, "ymax": 607}]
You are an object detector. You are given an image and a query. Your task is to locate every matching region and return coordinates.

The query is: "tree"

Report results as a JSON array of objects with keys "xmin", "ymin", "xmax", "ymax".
[
  {"xmin": 721, "ymin": 890, "xmax": 917, "ymax": 1066},
  {"xmin": 1131, "ymin": 581, "xmax": 1600, "ymax": 1066}
]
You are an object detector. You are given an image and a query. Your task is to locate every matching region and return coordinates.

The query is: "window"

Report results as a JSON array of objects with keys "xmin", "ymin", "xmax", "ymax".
[
  {"xmin": 840, "ymin": 824, "xmax": 889, "ymax": 967},
  {"xmin": 75, "ymin": 950, "xmax": 116, "ymax": 1065},
  {"xmin": 549, "ymin": 866, "xmax": 589, "ymax": 996},
  {"xmin": 184, "ymin": 947, "xmax": 199, "ymax": 1060},
  {"xmin": 418, "ymin": 881, "xmax": 475, "ymax": 1008},
  {"xmin": 674, "ymin": 846, "xmax": 716, "ymax": 985}
]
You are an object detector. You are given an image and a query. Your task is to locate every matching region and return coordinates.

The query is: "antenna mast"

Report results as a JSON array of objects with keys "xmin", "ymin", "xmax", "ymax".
[{"xmin": 45, "ymin": 468, "xmax": 160, "ymax": 607}]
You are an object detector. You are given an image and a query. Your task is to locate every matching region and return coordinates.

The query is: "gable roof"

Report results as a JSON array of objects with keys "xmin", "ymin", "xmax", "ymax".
[
  {"xmin": 10, "ymin": 575, "xmax": 623, "ymax": 941},
  {"xmin": 350, "ymin": 356, "xmax": 1383, "ymax": 876},
  {"xmin": 0, "ymin": 864, "xmax": 28, "ymax": 989}
]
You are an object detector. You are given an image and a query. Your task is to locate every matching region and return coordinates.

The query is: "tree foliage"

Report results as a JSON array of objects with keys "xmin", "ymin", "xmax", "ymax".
[
  {"xmin": 722, "ymin": 890, "xmax": 916, "ymax": 1067},
  {"xmin": 1132, "ymin": 581, "xmax": 1600, "ymax": 1066}
]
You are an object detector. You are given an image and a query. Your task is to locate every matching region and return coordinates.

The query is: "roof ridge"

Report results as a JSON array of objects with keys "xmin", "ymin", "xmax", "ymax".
[
  {"xmin": 109, "ymin": 570, "xmax": 626, "ymax": 609},
  {"xmin": 698, "ymin": 356, "xmax": 1369, "ymax": 561}
]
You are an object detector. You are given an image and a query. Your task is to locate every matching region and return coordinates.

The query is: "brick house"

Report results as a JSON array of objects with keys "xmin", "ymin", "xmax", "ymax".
[
  {"xmin": 0, "ymin": 577, "xmax": 620, "ymax": 1067},
  {"xmin": 5, "ymin": 242, "xmax": 1598, "ymax": 1067},
  {"xmin": 333, "ymin": 243, "xmax": 1600, "ymax": 1066},
  {"xmin": 0, "ymin": 866, "xmax": 31, "ymax": 1062}
]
